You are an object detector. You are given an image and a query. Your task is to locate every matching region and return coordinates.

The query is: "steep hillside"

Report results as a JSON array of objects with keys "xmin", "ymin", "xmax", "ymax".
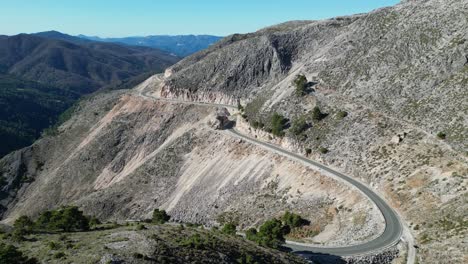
[
  {"xmin": 0, "ymin": 34, "xmax": 179, "ymax": 157},
  {"xmin": 163, "ymin": 0, "xmax": 467, "ymax": 151},
  {"xmin": 0, "ymin": 74, "xmax": 77, "ymax": 157},
  {"xmin": 158, "ymin": 0, "xmax": 468, "ymax": 262},
  {"xmin": 0, "ymin": 0, "xmax": 466, "ymax": 263}
]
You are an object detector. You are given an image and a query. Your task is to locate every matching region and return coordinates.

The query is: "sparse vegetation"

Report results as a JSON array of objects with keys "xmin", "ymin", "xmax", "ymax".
[
  {"xmin": 11, "ymin": 206, "xmax": 91, "ymax": 241},
  {"xmin": 270, "ymin": 112, "xmax": 288, "ymax": 137},
  {"xmin": 293, "ymin": 75, "xmax": 308, "ymax": 96},
  {"xmin": 246, "ymin": 219, "xmax": 288, "ymax": 249},
  {"xmin": 12, "ymin": 216, "xmax": 35, "ymax": 241},
  {"xmin": 237, "ymin": 101, "xmax": 244, "ymax": 112},
  {"xmin": 53, "ymin": 251, "xmax": 65, "ymax": 259},
  {"xmin": 0, "ymin": 243, "xmax": 37, "ymax": 263},
  {"xmin": 290, "ymin": 117, "xmax": 308, "ymax": 136},
  {"xmin": 319, "ymin": 147, "xmax": 329, "ymax": 154},
  {"xmin": 221, "ymin": 223, "xmax": 237, "ymax": 236},
  {"xmin": 437, "ymin": 132, "xmax": 446, "ymax": 139},
  {"xmin": 89, "ymin": 217, "xmax": 101, "ymax": 227},
  {"xmin": 152, "ymin": 209, "xmax": 170, "ymax": 224},
  {"xmin": 251, "ymin": 120, "xmax": 265, "ymax": 130},
  {"xmin": 311, "ymin": 106, "xmax": 326, "ymax": 121},
  {"xmin": 281, "ymin": 211, "xmax": 309, "ymax": 228},
  {"xmin": 246, "ymin": 212, "xmax": 309, "ymax": 249},
  {"xmin": 136, "ymin": 223, "xmax": 147, "ymax": 230},
  {"xmin": 336, "ymin": 110, "xmax": 348, "ymax": 119},
  {"xmin": 34, "ymin": 206, "xmax": 90, "ymax": 232}
]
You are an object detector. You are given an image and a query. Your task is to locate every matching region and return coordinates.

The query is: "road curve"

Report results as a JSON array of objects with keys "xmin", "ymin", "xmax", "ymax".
[
  {"xmin": 227, "ymin": 129, "xmax": 402, "ymax": 256},
  {"xmin": 137, "ymin": 81, "xmax": 403, "ymax": 257}
]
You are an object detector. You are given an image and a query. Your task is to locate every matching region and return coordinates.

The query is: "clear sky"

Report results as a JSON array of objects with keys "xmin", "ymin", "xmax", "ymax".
[{"xmin": 0, "ymin": 0, "xmax": 400, "ymax": 37}]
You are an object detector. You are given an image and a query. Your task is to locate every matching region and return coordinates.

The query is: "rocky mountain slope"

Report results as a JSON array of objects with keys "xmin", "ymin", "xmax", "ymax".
[{"xmin": 0, "ymin": 0, "xmax": 466, "ymax": 263}]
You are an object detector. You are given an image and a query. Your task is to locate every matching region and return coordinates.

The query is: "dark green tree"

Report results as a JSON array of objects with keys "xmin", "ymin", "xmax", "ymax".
[
  {"xmin": 13, "ymin": 216, "xmax": 34, "ymax": 234},
  {"xmin": 12, "ymin": 216, "xmax": 34, "ymax": 241},
  {"xmin": 245, "ymin": 227, "xmax": 258, "ymax": 242},
  {"xmin": 319, "ymin": 147, "xmax": 329, "ymax": 154},
  {"xmin": 221, "ymin": 223, "xmax": 237, "ymax": 236},
  {"xmin": 152, "ymin": 209, "xmax": 170, "ymax": 224},
  {"xmin": 311, "ymin": 106, "xmax": 326, "ymax": 121},
  {"xmin": 270, "ymin": 112, "xmax": 287, "ymax": 137},
  {"xmin": 290, "ymin": 117, "xmax": 308, "ymax": 136},
  {"xmin": 52, "ymin": 206, "xmax": 89, "ymax": 232},
  {"xmin": 256, "ymin": 219, "xmax": 288, "ymax": 249},
  {"xmin": 0, "ymin": 243, "xmax": 37, "ymax": 264},
  {"xmin": 281, "ymin": 212, "xmax": 308, "ymax": 228},
  {"xmin": 35, "ymin": 211, "xmax": 52, "ymax": 230},
  {"xmin": 293, "ymin": 75, "xmax": 308, "ymax": 96},
  {"xmin": 437, "ymin": 132, "xmax": 446, "ymax": 139},
  {"xmin": 89, "ymin": 217, "xmax": 101, "ymax": 227}
]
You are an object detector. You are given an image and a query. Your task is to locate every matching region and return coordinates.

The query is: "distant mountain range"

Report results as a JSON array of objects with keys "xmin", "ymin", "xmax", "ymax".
[
  {"xmin": 0, "ymin": 32, "xmax": 180, "ymax": 157},
  {"xmin": 78, "ymin": 34, "xmax": 223, "ymax": 57}
]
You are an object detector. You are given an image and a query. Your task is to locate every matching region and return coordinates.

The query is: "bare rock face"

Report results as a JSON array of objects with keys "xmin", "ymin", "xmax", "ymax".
[{"xmin": 208, "ymin": 107, "xmax": 232, "ymax": 130}]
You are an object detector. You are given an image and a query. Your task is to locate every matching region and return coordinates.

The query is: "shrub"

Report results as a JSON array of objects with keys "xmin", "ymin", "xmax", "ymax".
[
  {"xmin": 290, "ymin": 117, "xmax": 308, "ymax": 136},
  {"xmin": 0, "ymin": 243, "xmax": 37, "ymax": 263},
  {"xmin": 180, "ymin": 234, "xmax": 206, "ymax": 250},
  {"xmin": 50, "ymin": 206, "xmax": 90, "ymax": 232},
  {"xmin": 14, "ymin": 216, "xmax": 34, "ymax": 231},
  {"xmin": 437, "ymin": 132, "xmax": 446, "ymax": 139},
  {"xmin": 136, "ymin": 224, "xmax": 147, "ymax": 230},
  {"xmin": 256, "ymin": 219, "xmax": 289, "ymax": 249},
  {"xmin": 251, "ymin": 120, "xmax": 264, "ymax": 130},
  {"xmin": 319, "ymin": 147, "xmax": 329, "ymax": 154},
  {"xmin": 152, "ymin": 209, "xmax": 170, "ymax": 224},
  {"xmin": 311, "ymin": 106, "xmax": 326, "ymax": 121},
  {"xmin": 337, "ymin": 110, "xmax": 348, "ymax": 119},
  {"xmin": 35, "ymin": 206, "xmax": 89, "ymax": 232},
  {"xmin": 53, "ymin": 252, "xmax": 65, "ymax": 259},
  {"xmin": 35, "ymin": 211, "xmax": 52, "ymax": 230},
  {"xmin": 89, "ymin": 217, "xmax": 101, "ymax": 227},
  {"xmin": 293, "ymin": 75, "xmax": 308, "ymax": 96},
  {"xmin": 221, "ymin": 223, "xmax": 237, "ymax": 236},
  {"xmin": 270, "ymin": 112, "xmax": 287, "ymax": 137},
  {"xmin": 13, "ymin": 216, "xmax": 34, "ymax": 240},
  {"xmin": 237, "ymin": 253, "xmax": 257, "ymax": 264},
  {"xmin": 47, "ymin": 241, "xmax": 59, "ymax": 250},
  {"xmin": 245, "ymin": 228, "xmax": 258, "ymax": 242},
  {"xmin": 281, "ymin": 212, "xmax": 309, "ymax": 228},
  {"xmin": 305, "ymin": 148, "xmax": 312, "ymax": 155}
]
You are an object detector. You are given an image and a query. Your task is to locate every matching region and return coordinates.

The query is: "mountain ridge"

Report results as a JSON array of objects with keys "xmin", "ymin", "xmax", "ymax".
[
  {"xmin": 77, "ymin": 33, "xmax": 223, "ymax": 57},
  {"xmin": 0, "ymin": 33, "xmax": 179, "ymax": 157}
]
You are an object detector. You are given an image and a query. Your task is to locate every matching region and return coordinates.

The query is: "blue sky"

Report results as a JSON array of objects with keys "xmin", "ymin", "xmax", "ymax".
[{"xmin": 0, "ymin": 0, "xmax": 400, "ymax": 37}]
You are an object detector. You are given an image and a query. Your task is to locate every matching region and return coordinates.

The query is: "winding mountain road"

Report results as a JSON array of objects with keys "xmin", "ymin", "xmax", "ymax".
[{"xmin": 136, "ymin": 76, "xmax": 409, "ymax": 260}]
